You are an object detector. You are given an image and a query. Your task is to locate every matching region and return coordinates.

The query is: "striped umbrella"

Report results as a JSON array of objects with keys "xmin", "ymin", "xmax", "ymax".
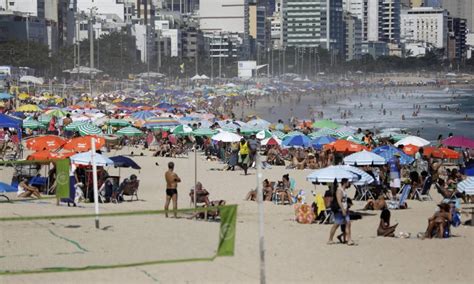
[
  {"xmin": 283, "ymin": 131, "xmax": 305, "ymax": 139},
  {"xmin": 309, "ymin": 128, "xmax": 337, "ymax": 138},
  {"xmin": 256, "ymin": 129, "xmax": 273, "ymax": 140},
  {"xmin": 335, "ymin": 130, "xmax": 355, "ymax": 139},
  {"xmin": 46, "ymin": 109, "xmax": 68, "ymax": 118},
  {"xmin": 131, "ymin": 110, "xmax": 156, "ymax": 120},
  {"xmin": 22, "ymin": 119, "xmax": 44, "ymax": 129},
  {"xmin": 108, "ymin": 118, "xmax": 130, "ymax": 127},
  {"xmin": 78, "ymin": 123, "xmax": 102, "ymax": 136},
  {"xmin": 64, "ymin": 121, "xmax": 87, "ymax": 131},
  {"xmin": 192, "ymin": 128, "xmax": 218, "ymax": 137},
  {"xmin": 38, "ymin": 114, "xmax": 52, "ymax": 125},
  {"xmin": 116, "ymin": 126, "xmax": 143, "ymax": 137},
  {"xmin": 457, "ymin": 177, "xmax": 474, "ymax": 196},
  {"xmin": 272, "ymin": 130, "xmax": 286, "ymax": 139},
  {"xmin": 145, "ymin": 117, "xmax": 180, "ymax": 129},
  {"xmin": 172, "ymin": 125, "xmax": 193, "ymax": 135}
]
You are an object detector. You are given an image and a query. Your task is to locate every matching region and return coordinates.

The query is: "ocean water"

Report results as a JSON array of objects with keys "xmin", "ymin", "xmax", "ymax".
[{"xmin": 254, "ymin": 88, "xmax": 474, "ymax": 141}]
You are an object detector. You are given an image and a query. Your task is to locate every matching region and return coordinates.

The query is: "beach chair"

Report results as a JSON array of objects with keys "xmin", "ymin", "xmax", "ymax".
[
  {"xmin": 355, "ymin": 184, "xmax": 375, "ymax": 201},
  {"xmin": 388, "ymin": 184, "xmax": 411, "ymax": 209},
  {"xmin": 412, "ymin": 176, "xmax": 433, "ymax": 201},
  {"xmin": 435, "ymin": 183, "xmax": 457, "ymax": 201},
  {"xmin": 120, "ymin": 179, "xmax": 139, "ymax": 201}
]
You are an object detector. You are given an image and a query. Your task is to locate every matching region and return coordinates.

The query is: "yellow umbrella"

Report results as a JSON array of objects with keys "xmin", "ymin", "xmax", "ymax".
[
  {"xmin": 0, "ymin": 101, "xmax": 5, "ymax": 107},
  {"xmin": 18, "ymin": 93, "xmax": 30, "ymax": 100},
  {"xmin": 112, "ymin": 98, "xmax": 123, "ymax": 103},
  {"xmin": 17, "ymin": 104, "xmax": 41, "ymax": 112}
]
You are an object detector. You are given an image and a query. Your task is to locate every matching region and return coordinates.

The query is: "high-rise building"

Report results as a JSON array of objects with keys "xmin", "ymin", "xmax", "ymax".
[
  {"xmin": 199, "ymin": 0, "xmax": 246, "ymax": 33},
  {"xmin": 344, "ymin": 11, "xmax": 362, "ymax": 61},
  {"xmin": 365, "ymin": 0, "xmax": 401, "ymax": 43},
  {"xmin": 400, "ymin": 7, "xmax": 447, "ymax": 49},
  {"xmin": 283, "ymin": 0, "xmax": 344, "ymax": 53},
  {"xmin": 447, "ymin": 16, "xmax": 467, "ymax": 63},
  {"xmin": 439, "ymin": 0, "xmax": 473, "ymax": 31}
]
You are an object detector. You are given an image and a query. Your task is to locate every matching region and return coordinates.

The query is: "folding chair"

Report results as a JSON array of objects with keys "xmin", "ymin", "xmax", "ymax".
[
  {"xmin": 355, "ymin": 184, "xmax": 375, "ymax": 201},
  {"xmin": 388, "ymin": 184, "xmax": 411, "ymax": 209},
  {"xmin": 413, "ymin": 176, "xmax": 433, "ymax": 201}
]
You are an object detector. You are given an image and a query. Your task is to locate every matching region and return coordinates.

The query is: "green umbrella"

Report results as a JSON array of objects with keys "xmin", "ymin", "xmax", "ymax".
[
  {"xmin": 256, "ymin": 129, "xmax": 273, "ymax": 140},
  {"xmin": 172, "ymin": 125, "xmax": 193, "ymax": 135},
  {"xmin": 64, "ymin": 121, "xmax": 87, "ymax": 131},
  {"xmin": 192, "ymin": 128, "xmax": 218, "ymax": 137},
  {"xmin": 272, "ymin": 130, "xmax": 285, "ymax": 139},
  {"xmin": 116, "ymin": 126, "xmax": 143, "ymax": 137},
  {"xmin": 78, "ymin": 123, "xmax": 102, "ymax": 136},
  {"xmin": 312, "ymin": 119, "xmax": 340, "ymax": 129},
  {"xmin": 48, "ymin": 109, "xmax": 68, "ymax": 118},
  {"xmin": 22, "ymin": 119, "xmax": 44, "ymax": 130},
  {"xmin": 38, "ymin": 114, "xmax": 52, "ymax": 125},
  {"xmin": 108, "ymin": 118, "xmax": 130, "ymax": 127},
  {"xmin": 239, "ymin": 127, "xmax": 259, "ymax": 135},
  {"xmin": 309, "ymin": 128, "xmax": 337, "ymax": 138}
]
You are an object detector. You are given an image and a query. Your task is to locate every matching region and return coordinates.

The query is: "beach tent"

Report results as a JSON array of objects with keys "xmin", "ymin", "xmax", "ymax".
[
  {"xmin": 0, "ymin": 113, "xmax": 22, "ymax": 140},
  {"xmin": 343, "ymin": 150, "xmax": 386, "ymax": 166}
]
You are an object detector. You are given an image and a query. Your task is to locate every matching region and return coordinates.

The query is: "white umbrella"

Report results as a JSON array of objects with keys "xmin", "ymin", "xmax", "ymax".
[
  {"xmin": 334, "ymin": 165, "xmax": 375, "ymax": 186},
  {"xmin": 20, "ymin": 75, "xmax": 44, "ymax": 85},
  {"xmin": 343, "ymin": 150, "xmax": 386, "ymax": 166},
  {"xmin": 191, "ymin": 74, "xmax": 201, "ymax": 81},
  {"xmin": 394, "ymin": 136, "xmax": 430, "ymax": 147},
  {"xmin": 70, "ymin": 151, "xmax": 114, "ymax": 166},
  {"xmin": 306, "ymin": 166, "xmax": 360, "ymax": 183},
  {"xmin": 211, "ymin": 131, "xmax": 242, "ymax": 143},
  {"xmin": 200, "ymin": 74, "xmax": 210, "ymax": 80},
  {"xmin": 457, "ymin": 177, "xmax": 474, "ymax": 196}
]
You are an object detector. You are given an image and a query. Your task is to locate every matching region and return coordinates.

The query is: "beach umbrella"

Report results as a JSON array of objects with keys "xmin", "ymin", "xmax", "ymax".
[
  {"xmin": 78, "ymin": 123, "xmax": 102, "ymax": 136},
  {"xmin": 306, "ymin": 166, "xmax": 360, "ymax": 183},
  {"xmin": 211, "ymin": 131, "xmax": 242, "ymax": 143},
  {"xmin": 423, "ymin": 146, "xmax": 460, "ymax": 159},
  {"xmin": 108, "ymin": 118, "xmax": 130, "ymax": 127},
  {"xmin": 109, "ymin": 155, "xmax": 141, "ymax": 170},
  {"xmin": 309, "ymin": 128, "xmax": 337, "ymax": 138},
  {"xmin": 116, "ymin": 126, "xmax": 143, "ymax": 137},
  {"xmin": 311, "ymin": 136, "xmax": 337, "ymax": 149},
  {"xmin": 46, "ymin": 109, "xmax": 68, "ymax": 118},
  {"xmin": 402, "ymin": 144, "xmax": 419, "ymax": 155},
  {"xmin": 312, "ymin": 119, "xmax": 340, "ymax": 129},
  {"xmin": 282, "ymin": 134, "xmax": 311, "ymax": 148},
  {"xmin": 442, "ymin": 136, "xmax": 474, "ymax": 148},
  {"xmin": 0, "ymin": 92, "xmax": 12, "ymax": 99},
  {"xmin": 346, "ymin": 136, "xmax": 366, "ymax": 145},
  {"xmin": 261, "ymin": 136, "xmax": 282, "ymax": 146},
  {"xmin": 18, "ymin": 93, "xmax": 30, "ymax": 100},
  {"xmin": 26, "ymin": 135, "xmax": 66, "ymax": 151},
  {"xmin": 27, "ymin": 150, "xmax": 74, "ymax": 161},
  {"xmin": 394, "ymin": 136, "xmax": 430, "ymax": 147},
  {"xmin": 38, "ymin": 114, "xmax": 52, "ymax": 125},
  {"xmin": 171, "ymin": 124, "xmax": 193, "ymax": 135},
  {"xmin": 334, "ymin": 165, "xmax": 375, "ymax": 186},
  {"xmin": 272, "ymin": 131, "xmax": 285, "ymax": 139},
  {"xmin": 64, "ymin": 120, "xmax": 87, "ymax": 131},
  {"xmin": 17, "ymin": 104, "xmax": 41, "ymax": 112},
  {"xmin": 70, "ymin": 151, "xmax": 114, "ymax": 166},
  {"xmin": 22, "ymin": 119, "xmax": 44, "ymax": 130},
  {"xmin": 325, "ymin": 140, "xmax": 368, "ymax": 153},
  {"xmin": 283, "ymin": 131, "xmax": 305, "ymax": 139},
  {"xmin": 239, "ymin": 127, "xmax": 260, "ymax": 135},
  {"xmin": 197, "ymin": 120, "xmax": 212, "ymax": 128},
  {"xmin": 132, "ymin": 110, "xmax": 156, "ymax": 120},
  {"xmin": 247, "ymin": 118, "xmax": 271, "ymax": 129},
  {"xmin": 145, "ymin": 117, "xmax": 180, "ymax": 129},
  {"xmin": 63, "ymin": 136, "xmax": 105, "ymax": 152},
  {"xmin": 192, "ymin": 128, "xmax": 218, "ymax": 137},
  {"xmin": 343, "ymin": 150, "xmax": 386, "ymax": 166},
  {"xmin": 457, "ymin": 177, "xmax": 474, "ymax": 196},
  {"xmin": 377, "ymin": 131, "xmax": 409, "ymax": 142},
  {"xmin": 256, "ymin": 129, "xmax": 273, "ymax": 140},
  {"xmin": 372, "ymin": 145, "xmax": 414, "ymax": 165}
]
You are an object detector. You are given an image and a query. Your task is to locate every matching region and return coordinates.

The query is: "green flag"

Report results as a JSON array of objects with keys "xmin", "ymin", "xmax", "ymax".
[
  {"xmin": 217, "ymin": 205, "xmax": 237, "ymax": 257},
  {"xmin": 55, "ymin": 159, "xmax": 70, "ymax": 199}
]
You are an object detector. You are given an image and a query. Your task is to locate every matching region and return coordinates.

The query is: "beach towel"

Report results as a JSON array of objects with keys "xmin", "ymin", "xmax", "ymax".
[{"xmin": 315, "ymin": 194, "xmax": 326, "ymax": 216}]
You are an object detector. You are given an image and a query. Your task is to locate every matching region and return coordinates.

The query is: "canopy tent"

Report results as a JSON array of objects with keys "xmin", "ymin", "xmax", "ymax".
[{"xmin": 0, "ymin": 113, "xmax": 22, "ymax": 140}]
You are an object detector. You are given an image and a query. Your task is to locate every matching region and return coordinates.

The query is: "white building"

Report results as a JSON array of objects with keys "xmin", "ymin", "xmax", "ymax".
[
  {"xmin": 343, "ymin": 0, "xmax": 364, "ymax": 20},
  {"xmin": 76, "ymin": 0, "xmax": 126, "ymax": 22},
  {"xmin": 401, "ymin": 7, "xmax": 447, "ymax": 49},
  {"xmin": 199, "ymin": 0, "xmax": 245, "ymax": 33}
]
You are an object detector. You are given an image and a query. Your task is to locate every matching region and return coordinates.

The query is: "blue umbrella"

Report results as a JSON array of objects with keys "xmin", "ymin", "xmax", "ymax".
[
  {"xmin": 372, "ymin": 145, "xmax": 414, "ymax": 165},
  {"xmin": 110, "ymin": 155, "xmax": 141, "ymax": 169},
  {"xmin": 282, "ymin": 134, "xmax": 311, "ymax": 148},
  {"xmin": 131, "ymin": 110, "xmax": 155, "ymax": 120},
  {"xmin": 0, "ymin": 181, "xmax": 17, "ymax": 193},
  {"xmin": 311, "ymin": 136, "xmax": 336, "ymax": 149},
  {"xmin": 0, "ymin": 92, "xmax": 12, "ymax": 100}
]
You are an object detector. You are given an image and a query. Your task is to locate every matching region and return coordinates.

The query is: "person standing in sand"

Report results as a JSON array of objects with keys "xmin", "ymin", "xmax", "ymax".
[{"xmin": 165, "ymin": 162, "xmax": 181, "ymax": 218}]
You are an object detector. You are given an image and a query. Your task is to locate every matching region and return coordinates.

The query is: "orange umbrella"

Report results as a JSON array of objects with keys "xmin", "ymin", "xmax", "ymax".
[
  {"xmin": 403, "ymin": 144, "xmax": 419, "ymax": 156},
  {"xmin": 63, "ymin": 135, "xmax": 105, "ymax": 152},
  {"xmin": 26, "ymin": 135, "xmax": 66, "ymax": 151},
  {"xmin": 324, "ymin": 140, "xmax": 368, "ymax": 153},
  {"xmin": 423, "ymin": 146, "xmax": 460, "ymax": 159},
  {"xmin": 27, "ymin": 150, "xmax": 74, "ymax": 161}
]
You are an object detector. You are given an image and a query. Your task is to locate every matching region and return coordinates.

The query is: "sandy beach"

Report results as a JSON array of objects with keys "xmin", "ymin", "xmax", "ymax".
[{"xmin": 1, "ymin": 146, "xmax": 473, "ymax": 283}]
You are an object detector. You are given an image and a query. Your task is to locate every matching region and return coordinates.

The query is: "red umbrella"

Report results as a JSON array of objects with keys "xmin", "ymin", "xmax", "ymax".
[
  {"xmin": 266, "ymin": 137, "xmax": 280, "ymax": 146},
  {"xmin": 423, "ymin": 146, "xmax": 460, "ymax": 159},
  {"xmin": 324, "ymin": 140, "xmax": 368, "ymax": 153},
  {"xmin": 63, "ymin": 135, "xmax": 105, "ymax": 152},
  {"xmin": 26, "ymin": 135, "xmax": 66, "ymax": 151},
  {"xmin": 403, "ymin": 144, "xmax": 419, "ymax": 156},
  {"xmin": 27, "ymin": 150, "xmax": 74, "ymax": 160}
]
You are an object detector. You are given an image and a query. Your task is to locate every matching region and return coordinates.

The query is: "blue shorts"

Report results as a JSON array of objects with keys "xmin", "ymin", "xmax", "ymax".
[{"xmin": 334, "ymin": 212, "xmax": 350, "ymax": 225}]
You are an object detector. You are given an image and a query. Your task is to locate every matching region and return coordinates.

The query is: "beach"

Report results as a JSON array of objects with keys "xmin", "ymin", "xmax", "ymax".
[{"xmin": 1, "ymin": 147, "xmax": 473, "ymax": 283}]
